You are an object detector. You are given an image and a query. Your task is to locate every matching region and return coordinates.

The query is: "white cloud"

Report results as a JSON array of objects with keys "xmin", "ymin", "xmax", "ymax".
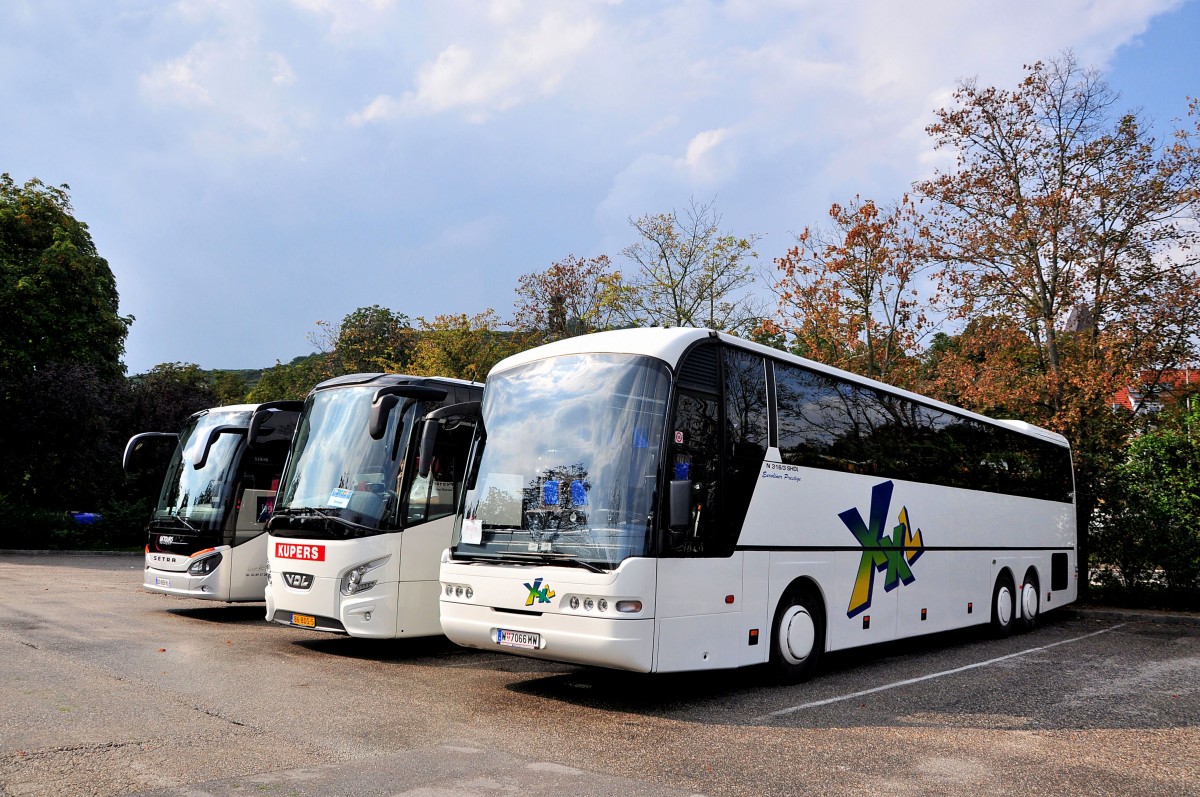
[
  {"xmin": 140, "ymin": 36, "xmax": 308, "ymax": 156},
  {"xmin": 348, "ymin": 5, "xmax": 600, "ymax": 124}
]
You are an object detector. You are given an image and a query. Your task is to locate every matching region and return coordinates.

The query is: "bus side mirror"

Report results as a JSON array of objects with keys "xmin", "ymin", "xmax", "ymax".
[
  {"xmin": 369, "ymin": 395, "xmax": 400, "ymax": 440},
  {"xmin": 193, "ymin": 426, "xmax": 248, "ymax": 469},
  {"xmin": 368, "ymin": 384, "xmax": 450, "ymax": 440},
  {"xmin": 668, "ymin": 479, "xmax": 692, "ymax": 533},
  {"xmin": 122, "ymin": 432, "xmax": 178, "ymax": 474},
  {"xmin": 249, "ymin": 400, "xmax": 304, "ymax": 444}
]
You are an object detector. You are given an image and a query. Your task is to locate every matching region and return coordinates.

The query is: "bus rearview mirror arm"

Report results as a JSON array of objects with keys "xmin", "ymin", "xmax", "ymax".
[
  {"xmin": 192, "ymin": 426, "xmax": 249, "ymax": 470},
  {"xmin": 418, "ymin": 401, "xmax": 483, "ymax": 479}
]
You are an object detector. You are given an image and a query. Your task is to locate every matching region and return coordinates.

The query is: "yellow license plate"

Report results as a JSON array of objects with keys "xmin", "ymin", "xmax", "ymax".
[{"xmin": 291, "ymin": 613, "xmax": 316, "ymax": 628}]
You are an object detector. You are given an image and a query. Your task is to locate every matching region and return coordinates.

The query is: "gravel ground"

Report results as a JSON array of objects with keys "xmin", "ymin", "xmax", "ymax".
[{"xmin": 1, "ymin": 553, "xmax": 1197, "ymax": 797}]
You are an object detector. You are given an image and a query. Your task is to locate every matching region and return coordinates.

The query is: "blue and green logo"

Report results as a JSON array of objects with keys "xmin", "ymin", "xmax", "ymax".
[
  {"xmin": 839, "ymin": 481, "xmax": 925, "ymax": 618},
  {"xmin": 523, "ymin": 577, "xmax": 556, "ymax": 606}
]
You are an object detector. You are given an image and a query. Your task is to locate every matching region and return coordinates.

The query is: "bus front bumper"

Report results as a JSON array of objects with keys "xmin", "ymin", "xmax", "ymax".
[{"xmin": 440, "ymin": 600, "xmax": 655, "ymax": 672}]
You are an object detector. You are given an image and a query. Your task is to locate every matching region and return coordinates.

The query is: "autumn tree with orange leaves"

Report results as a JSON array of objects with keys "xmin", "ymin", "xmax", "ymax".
[
  {"xmin": 511, "ymin": 254, "xmax": 617, "ymax": 344},
  {"xmin": 759, "ymin": 195, "xmax": 932, "ymax": 386},
  {"xmin": 915, "ymin": 54, "xmax": 1200, "ymax": 576}
]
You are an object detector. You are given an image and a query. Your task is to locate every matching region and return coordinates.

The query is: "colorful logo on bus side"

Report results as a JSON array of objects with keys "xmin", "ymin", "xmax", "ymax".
[
  {"xmin": 839, "ymin": 481, "xmax": 925, "ymax": 618},
  {"xmin": 524, "ymin": 577, "xmax": 556, "ymax": 606}
]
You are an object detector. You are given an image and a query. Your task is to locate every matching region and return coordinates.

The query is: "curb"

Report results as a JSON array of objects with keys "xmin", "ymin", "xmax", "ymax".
[
  {"xmin": 1065, "ymin": 605, "xmax": 1200, "ymax": 627},
  {"xmin": 0, "ymin": 549, "xmax": 141, "ymax": 557}
]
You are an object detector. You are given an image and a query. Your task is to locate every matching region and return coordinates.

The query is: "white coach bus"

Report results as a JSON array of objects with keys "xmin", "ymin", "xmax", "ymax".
[
  {"xmin": 124, "ymin": 402, "xmax": 301, "ymax": 602},
  {"xmin": 436, "ymin": 328, "xmax": 1077, "ymax": 679},
  {"xmin": 264, "ymin": 373, "xmax": 483, "ymax": 639}
]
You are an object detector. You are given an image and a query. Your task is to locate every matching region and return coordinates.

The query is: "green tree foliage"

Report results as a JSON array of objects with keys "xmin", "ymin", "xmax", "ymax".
[
  {"xmin": 126, "ymin": 363, "xmax": 220, "ymax": 431},
  {"xmin": 1093, "ymin": 405, "xmax": 1200, "ymax": 594},
  {"xmin": 0, "ymin": 174, "xmax": 132, "ymax": 382},
  {"xmin": 247, "ymin": 353, "xmax": 335, "ymax": 403},
  {"xmin": 407, "ymin": 310, "xmax": 522, "ymax": 383},
  {"xmin": 605, "ymin": 198, "xmax": 762, "ymax": 333},
  {"xmin": 330, "ymin": 304, "xmax": 415, "ymax": 373},
  {"xmin": 211, "ymin": 370, "xmax": 250, "ymax": 404}
]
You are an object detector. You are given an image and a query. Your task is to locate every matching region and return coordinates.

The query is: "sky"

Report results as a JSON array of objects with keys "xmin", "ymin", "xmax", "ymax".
[{"xmin": 3, "ymin": 0, "xmax": 1198, "ymax": 375}]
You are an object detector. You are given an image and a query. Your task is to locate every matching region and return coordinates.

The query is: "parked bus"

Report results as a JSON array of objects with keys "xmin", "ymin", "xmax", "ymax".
[
  {"xmin": 124, "ymin": 402, "xmax": 301, "ymax": 602},
  {"xmin": 436, "ymin": 328, "xmax": 1077, "ymax": 679},
  {"xmin": 265, "ymin": 373, "xmax": 483, "ymax": 639}
]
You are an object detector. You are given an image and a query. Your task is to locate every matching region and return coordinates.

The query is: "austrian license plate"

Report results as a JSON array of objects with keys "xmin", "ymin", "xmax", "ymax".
[
  {"xmin": 496, "ymin": 628, "xmax": 540, "ymax": 649},
  {"xmin": 291, "ymin": 613, "xmax": 316, "ymax": 628},
  {"xmin": 154, "ymin": 577, "xmax": 171, "ymax": 587}
]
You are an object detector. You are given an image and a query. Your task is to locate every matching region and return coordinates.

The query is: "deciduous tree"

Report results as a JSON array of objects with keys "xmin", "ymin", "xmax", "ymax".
[
  {"xmin": 760, "ymin": 195, "xmax": 931, "ymax": 384},
  {"xmin": 0, "ymin": 174, "xmax": 132, "ymax": 382},
  {"xmin": 915, "ymin": 54, "xmax": 1200, "ymax": 577},
  {"xmin": 406, "ymin": 310, "xmax": 522, "ymax": 383},
  {"xmin": 606, "ymin": 199, "xmax": 762, "ymax": 333},
  {"xmin": 511, "ymin": 254, "xmax": 616, "ymax": 343}
]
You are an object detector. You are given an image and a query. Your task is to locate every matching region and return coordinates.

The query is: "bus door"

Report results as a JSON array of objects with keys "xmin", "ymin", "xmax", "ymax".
[{"xmin": 654, "ymin": 345, "xmax": 769, "ymax": 672}]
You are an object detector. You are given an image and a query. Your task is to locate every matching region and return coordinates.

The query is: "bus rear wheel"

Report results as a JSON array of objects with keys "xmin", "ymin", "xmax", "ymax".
[
  {"xmin": 1018, "ymin": 568, "xmax": 1040, "ymax": 632},
  {"xmin": 990, "ymin": 573, "xmax": 1015, "ymax": 638},
  {"xmin": 770, "ymin": 587, "xmax": 824, "ymax": 683}
]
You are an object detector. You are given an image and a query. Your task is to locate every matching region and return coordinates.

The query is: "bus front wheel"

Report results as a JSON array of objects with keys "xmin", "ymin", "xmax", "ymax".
[
  {"xmin": 770, "ymin": 587, "xmax": 825, "ymax": 683},
  {"xmin": 990, "ymin": 572, "xmax": 1016, "ymax": 638}
]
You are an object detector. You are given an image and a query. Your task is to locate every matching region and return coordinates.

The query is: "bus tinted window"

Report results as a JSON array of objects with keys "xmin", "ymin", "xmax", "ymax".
[{"xmin": 773, "ymin": 360, "xmax": 1072, "ymax": 503}]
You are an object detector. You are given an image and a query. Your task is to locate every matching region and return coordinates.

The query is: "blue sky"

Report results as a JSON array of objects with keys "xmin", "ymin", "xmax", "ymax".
[{"xmin": 3, "ymin": 0, "xmax": 1197, "ymax": 374}]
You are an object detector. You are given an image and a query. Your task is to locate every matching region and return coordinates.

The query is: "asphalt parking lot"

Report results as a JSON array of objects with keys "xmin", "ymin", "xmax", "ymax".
[{"xmin": 1, "ymin": 553, "xmax": 1198, "ymax": 797}]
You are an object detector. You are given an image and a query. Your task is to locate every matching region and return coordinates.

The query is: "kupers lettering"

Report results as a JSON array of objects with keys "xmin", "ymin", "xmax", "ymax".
[{"xmin": 275, "ymin": 543, "xmax": 326, "ymax": 561}]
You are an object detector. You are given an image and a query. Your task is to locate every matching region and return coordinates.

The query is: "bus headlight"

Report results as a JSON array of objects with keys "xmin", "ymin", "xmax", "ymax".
[
  {"xmin": 187, "ymin": 551, "xmax": 223, "ymax": 575},
  {"xmin": 340, "ymin": 556, "xmax": 390, "ymax": 596}
]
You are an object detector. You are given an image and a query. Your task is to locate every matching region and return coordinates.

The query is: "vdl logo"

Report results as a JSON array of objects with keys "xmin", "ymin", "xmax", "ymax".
[
  {"xmin": 839, "ymin": 481, "xmax": 925, "ymax": 618},
  {"xmin": 523, "ymin": 577, "xmax": 556, "ymax": 607}
]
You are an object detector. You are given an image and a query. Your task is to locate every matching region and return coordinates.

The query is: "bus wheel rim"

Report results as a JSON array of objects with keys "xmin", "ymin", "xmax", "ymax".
[
  {"xmin": 781, "ymin": 606, "xmax": 815, "ymax": 664},
  {"xmin": 1022, "ymin": 584, "xmax": 1038, "ymax": 619},
  {"xmin": 996, "ymin": 586, "xmax": 1012, "ymax": 626}
]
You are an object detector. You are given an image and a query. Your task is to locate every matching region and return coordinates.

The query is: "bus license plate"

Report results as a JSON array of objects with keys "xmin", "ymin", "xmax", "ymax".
[
  {"xmin": 154, "ymin": 577, "xmax": 171, "ymax": 587},
  {"xmin": 496, "ymin": 629, "xmax": 540, "ymax": 649},
  {"xmin": 291, "ymin": 613, "xmax": 316, "ymax": 628}
]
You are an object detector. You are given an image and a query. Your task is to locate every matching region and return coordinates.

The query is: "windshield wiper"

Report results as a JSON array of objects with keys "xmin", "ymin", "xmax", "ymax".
[
  {"xmin": 458, "ymin": 550, "xmax": 606, "ymax": 574},
  {"xmin": 291, "ymin": 506, "xmax": 381, "ymax": 534},
  {"xmin": 154, "ymin": 514, "xmax": 200, "ymax": 533}
]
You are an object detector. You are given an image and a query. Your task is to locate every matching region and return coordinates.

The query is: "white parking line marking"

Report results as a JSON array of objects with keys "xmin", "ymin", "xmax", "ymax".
[{"xmin": 755, "ymin": 623, "xmax": 1128, "ymax": 722}]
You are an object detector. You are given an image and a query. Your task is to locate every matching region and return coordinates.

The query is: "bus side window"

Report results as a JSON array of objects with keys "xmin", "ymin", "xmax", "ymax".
[
  {"xmin": 406, "ymin": 420, "xmax": 473, "ymax": 525},
  {"xmin": 668, "ymin": 391, "xmax": 721, "ymax": 555},
  {"xmin": 722, "ymin": 349, "xmax": 768, "ymax": 541}
]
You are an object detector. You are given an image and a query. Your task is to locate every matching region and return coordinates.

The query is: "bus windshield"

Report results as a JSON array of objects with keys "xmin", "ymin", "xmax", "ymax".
[
  {"xmin": 453, "ymin": 353, "xmax": 671, "ymax": 570},
  {"xmin": 154, "ymin": 409, "xmax": 252, "ymax": 532},
  {"xmin": 275, "ymin": 385, "xmax": 418, "ymax": 532}
]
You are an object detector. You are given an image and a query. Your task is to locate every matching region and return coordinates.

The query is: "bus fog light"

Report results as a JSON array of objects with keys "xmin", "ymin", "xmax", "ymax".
[
  {"xmin": 455, "ymin": 586, "xmax": 464, "ymax": 597},
  {"xmin": 616, "ymin": 600, "xmax": 642, "ymax": 613},
  {"xmin": 464, "ymin": 587, "xmax": 473, "ymax": 599},
  {"xmin": 569, "ymin": 596, "xmax": 580, "ymax": 610},
  {"xmin": 583, "ymin": 598, "xmax": 594, "ymax": 611},
  {"xmin": 445, "ymin": 584, "xmax": 453, "ymax": 596},
  {"xmin": 598, "ymin": 599, "xmax": 608, "ymax": 612}
]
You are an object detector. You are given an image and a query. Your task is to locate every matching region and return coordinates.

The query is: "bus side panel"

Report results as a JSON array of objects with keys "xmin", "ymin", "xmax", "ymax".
[
  {"xmin": 820, "ymin": 550, "xmax": 900, "ymax": 652},
  {"xmin": 225, "ymin": 534, "xmax": 270, "ymax": 601},
  {"xmin": 894, "ymin": 549, "xmax": 989, "ymax": 639},
  {"xmin": 738, "ymin": 550, "xmax": 772, "ymax": 667},
  {"xmin": 393, "ymin": 515, "xmax": 456, "ymax": 636},
  {"xmin": 653, "ymin": 554, "xmax": 742, "ymax": 672},
  {"xmin": 397, "ymin": 515, "xmax": 455, "ymax": 582}
]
